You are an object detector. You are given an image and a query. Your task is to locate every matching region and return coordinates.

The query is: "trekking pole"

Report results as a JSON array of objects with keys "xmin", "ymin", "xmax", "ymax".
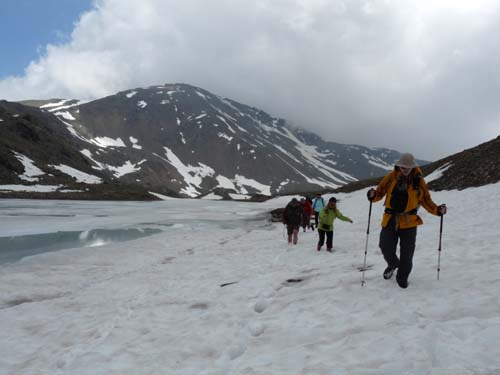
[
  {"xmin": 437, "ymin": 214, "xmax": 444, "ymax": 280},
  {"xmin": 283, "ymin": 224, "xmax": 285, "ymax": 239},
  {"xmin": 361, "ymin": 200, "xmax": 373, "ymax": 287}
]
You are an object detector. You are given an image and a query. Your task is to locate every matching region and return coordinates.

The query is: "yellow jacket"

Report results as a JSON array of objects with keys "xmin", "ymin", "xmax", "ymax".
[{"xmin": 372, "ymin": 167, "xmax": 439, "ymax": 229}]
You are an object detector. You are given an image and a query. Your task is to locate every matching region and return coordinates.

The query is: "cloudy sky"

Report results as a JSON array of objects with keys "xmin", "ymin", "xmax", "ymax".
[{"xmin": 1, "ymin": 0, "xmax": 499, "ymax": 160}]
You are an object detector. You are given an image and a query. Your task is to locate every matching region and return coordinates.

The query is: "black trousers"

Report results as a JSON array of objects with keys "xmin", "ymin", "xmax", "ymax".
[
  {"xmin": 314, "ymin": 212, "xmax": 320, "ymax": 227},
  {"xmin": 379, "ymin": 224, "xmax": 417, "ymax": 282},
  {"xmin": 317, "ymin": 230, "xmax": 333, "ymax": 249},
  {"xmin": 302, "ymin": 213, "xmax": 311, "ymax": 228}
]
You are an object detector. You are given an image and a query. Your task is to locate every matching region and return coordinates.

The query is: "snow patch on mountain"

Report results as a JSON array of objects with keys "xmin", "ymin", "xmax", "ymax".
[
  {"xmin": 37, "ymin": 99, "xmax": 85, "ymax": 113},
  {"xmin": 129, "ymin": 136, "xmax": 142, "ymax": 150},
  {"xmin": 13, "ymin": 152, "xmax": 45, "ymax": 182},
  {"xmin": 49, "ymin": 164, "xmax": 102, "ymax": 184},
  {"xmin": 273, "ymin": 144, "xmax": 301, "ymax": 164},
  {"xmin": 218, "ymin": 133, "xmax": 233, "ymax": 142},
  {"xmin": 362, "ymin": 153, "xmax": 393, "ymax": 170},
  {"xmin": 91, "ymin": 137, "xmax": 126, "ymax": 148},
  {"xmin": 195, "ymin": 91, "xmax": 209, "ymax": 100},
  {"xmin": 201, "ymin": 193, "xmax": 224, "ymax": 200},
  {"xmin": 163, "ymin": 147, "xmax": 215, "ymax": 197},
  {"xmin": 106, "ymin": 160, "xmax": 146, "ymax": 178},
  {"xmin": 54, "ymin": 111, "xmax": 76, "ymax": 121},
  {"xmin": 297, "ymin": 143, "xmax": 356, "ymax": 184},
  {"xmin": 234, "ymin": 174, "xmax": 271, "ymax": 195},
  {"xmin": 216, "ymin": 115, "xmax": 236, "ymax": 134},
  {"xmin": 56, "ymin": 119, "xmax": 90, "ymax": 143},
  {"xmin": 126, "ymin": 91, "xmax": 138, "ymax": 98},
  {"xmin": 40, "ymin": 99, "xmax": 70, "ymax": 108},
  {"xmin": 426, "ymin": 162, "xmax": 453, "ymax": 183},
  {"xmin": 214, "ymin": 175, "xmax": 236, "ymax": 190},
  {"xmin": 80, "ymin": 149, "xmax": 105, "ymax": 170}
]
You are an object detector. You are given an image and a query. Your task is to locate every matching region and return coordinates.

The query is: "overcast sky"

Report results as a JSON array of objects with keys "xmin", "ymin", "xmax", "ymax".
[{"xmin": 1, "ymin": 0, "xmax": 499, "ymax": 160}]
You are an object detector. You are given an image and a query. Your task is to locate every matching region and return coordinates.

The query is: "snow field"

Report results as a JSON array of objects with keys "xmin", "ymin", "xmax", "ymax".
[{"xmin": 0, "ymin": 183, "xmax": 499, "ymax": 374}]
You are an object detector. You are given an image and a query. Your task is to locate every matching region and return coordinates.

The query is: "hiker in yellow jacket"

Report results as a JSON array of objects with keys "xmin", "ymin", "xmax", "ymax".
[
  {"xmin": 317, "ymin": 197, "xmax": 353, "ymax": 252},
  {"xmin": 367, "ymin": 153, "xmax": 447, "ymax": 288}
]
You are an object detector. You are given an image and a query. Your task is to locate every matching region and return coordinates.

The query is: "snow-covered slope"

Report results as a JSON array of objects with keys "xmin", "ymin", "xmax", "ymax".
[{"xmin": 0, "ymin": 182, "xmax": 499, "ymax": 374}]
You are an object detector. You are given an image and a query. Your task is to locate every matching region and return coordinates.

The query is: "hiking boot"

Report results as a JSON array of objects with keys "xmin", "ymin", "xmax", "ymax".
[
  {"xmin": 383, "ymin": 267, "xmax": 395, "ymax": 280},
  {"xmin": 327, "ymin": 248, "xmax": 333, "ymax": 253},
  {"xmin": 396, "ymin": 277, "xmax": 408, "ymax": 289},
  {"xmin": 317, "ymin": 245, "xmax": 321, "ymax": 251}
]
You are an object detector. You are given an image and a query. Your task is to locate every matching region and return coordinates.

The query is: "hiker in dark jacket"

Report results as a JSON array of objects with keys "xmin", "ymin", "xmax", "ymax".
[{"xmin": 283, "ymin": 198, "xmax": 304, "ymax": 245}]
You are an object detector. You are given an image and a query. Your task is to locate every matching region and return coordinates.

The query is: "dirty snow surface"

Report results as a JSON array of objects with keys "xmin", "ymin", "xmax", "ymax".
[{"xmin": 0, "ymin": 182, "xmax": 499, "ymax": 375}]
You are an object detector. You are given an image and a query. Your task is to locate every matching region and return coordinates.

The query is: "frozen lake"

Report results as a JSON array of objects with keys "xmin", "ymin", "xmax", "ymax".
[{"xmin": 0, "ymin": 198, "xmax": 270, "ymax": 264}]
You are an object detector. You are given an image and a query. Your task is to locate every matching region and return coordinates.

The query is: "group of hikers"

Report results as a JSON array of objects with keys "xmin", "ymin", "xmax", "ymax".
[
  {"xmin": 283, "ymin": 194, "xmax": 353, "ymax": 251},
  {"xmin": 282, "ymin": 153, "xmax": 447, "ymax": 289}
]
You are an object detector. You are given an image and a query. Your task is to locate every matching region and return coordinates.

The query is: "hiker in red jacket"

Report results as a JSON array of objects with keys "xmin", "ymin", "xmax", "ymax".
[{"xmin": 301, "ymin": 197, "xmax": 314, "ymax": 232}]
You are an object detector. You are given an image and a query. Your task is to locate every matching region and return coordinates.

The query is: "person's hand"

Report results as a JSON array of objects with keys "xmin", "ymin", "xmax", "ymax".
[
  {"xmin": 438, "ymin": 204, "xmax": 447, "ymax": 216},
  {"xmin": 367, "ymin": 189, "xmax": 376, "ymax": 201}
]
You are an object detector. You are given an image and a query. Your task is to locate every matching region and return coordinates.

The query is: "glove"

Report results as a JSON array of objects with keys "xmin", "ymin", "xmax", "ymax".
[
  {"xmin": 437, "ymin": 204, "xmax": 447, "ymax": 216},
  {"xmin": 367, "ymin": 189, "xmax": 376, "ymax": 201}
]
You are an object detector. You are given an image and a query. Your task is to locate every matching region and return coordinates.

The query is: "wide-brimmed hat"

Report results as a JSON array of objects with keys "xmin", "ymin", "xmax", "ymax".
[{"xmin": 395, "ymin": 153, "xmax": 417, "ymax": 169}]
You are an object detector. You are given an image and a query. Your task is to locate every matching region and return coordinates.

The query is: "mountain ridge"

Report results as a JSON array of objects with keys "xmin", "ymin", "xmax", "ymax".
[{"xmin": 0, "ymin": 83, "xmax": 442, "ymax": 200}]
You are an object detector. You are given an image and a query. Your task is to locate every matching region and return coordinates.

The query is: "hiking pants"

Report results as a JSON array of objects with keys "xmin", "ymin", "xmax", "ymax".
[
  {"xmin": 302, "ymin": 213, "xmax": 311, "ymax": 229},
  {"xmin": 314, "ymin": 212, "xmax": 320, "ymax": 228},
  {"xmin": 287, "ymin": 225, "xmax": 299, "ymax": 244},
  {"xmin": 379, "ymin": 225, "xmax": 417, "ymax": 282},
  {"xmin": 317, "ymin": 230, "xmax": 333, "ymax": 250}
]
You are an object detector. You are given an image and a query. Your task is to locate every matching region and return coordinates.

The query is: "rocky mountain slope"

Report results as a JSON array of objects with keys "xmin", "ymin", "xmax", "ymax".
[
  {"xmin": 423, "ymin": 135, "xmax": 500, "ymax": 191},
  {"xmin": 332, "ymin": 136, "xmax": 500, "ymax": 194},
  {"xmin": 0, "ymin": 101, "xmax": 156, "ymax": 200},
  {"xmin": 2, "ymin": 83, "xmax": 428, "ymax": 200}
]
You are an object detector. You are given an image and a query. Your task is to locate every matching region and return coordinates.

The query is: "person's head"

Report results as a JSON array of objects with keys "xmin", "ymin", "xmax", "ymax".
[
  {"xmin": 316, "ymin": 193, "xmax": 321, "ymax": 198},
  {"xmin": 395, "ymin": 153, "xmax": 417, "ymax": 176},
  {"xmin": 327, "ymin": 197, "xmax": 337, "ymax": 208}
]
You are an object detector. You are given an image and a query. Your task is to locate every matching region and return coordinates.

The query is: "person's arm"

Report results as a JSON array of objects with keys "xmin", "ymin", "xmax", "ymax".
[
  {"xmin": 418, "ymin": 178, "xmax": 439, "ymax": 215},
  {"xmin": 336, "ymin": 209, "xmax": 353, "ymax": 223},
  {"xmin": 368, "ymin": 172, "xmax": 394, "ymax": 202}
]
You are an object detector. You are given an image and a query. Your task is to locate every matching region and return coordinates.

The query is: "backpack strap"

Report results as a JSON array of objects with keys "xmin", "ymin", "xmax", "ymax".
[{"xmin": 412, "ymin": 173, "xmax": 421, "ymax": 194}]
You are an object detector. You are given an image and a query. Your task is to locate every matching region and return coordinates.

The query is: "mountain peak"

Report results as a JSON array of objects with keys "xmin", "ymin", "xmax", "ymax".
[{"xmin": 2, "ymin": 84, "xmax": 427, "ymax": 200}]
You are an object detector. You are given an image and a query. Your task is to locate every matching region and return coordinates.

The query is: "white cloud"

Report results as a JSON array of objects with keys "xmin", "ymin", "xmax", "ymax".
[{"xmin": 1, "ymin": 0, "xmax": 499, "ymax": 160}]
